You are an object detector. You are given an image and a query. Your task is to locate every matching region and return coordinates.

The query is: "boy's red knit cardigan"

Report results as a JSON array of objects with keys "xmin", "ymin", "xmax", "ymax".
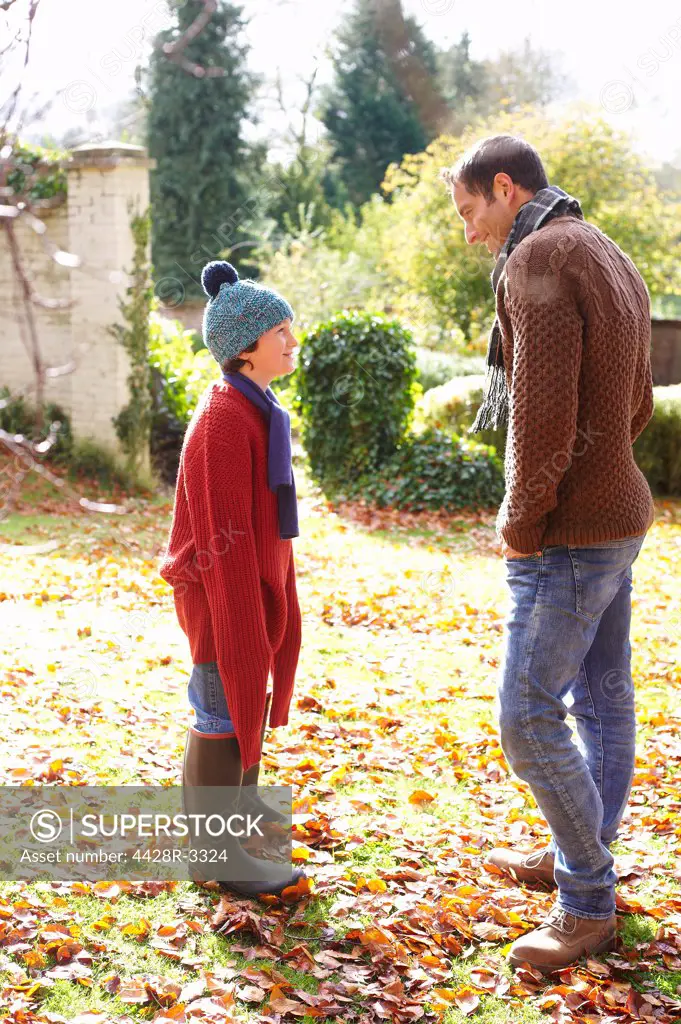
[{"xmin": 159, "ymin": 379, "xmax": 302, "ymax": 771}]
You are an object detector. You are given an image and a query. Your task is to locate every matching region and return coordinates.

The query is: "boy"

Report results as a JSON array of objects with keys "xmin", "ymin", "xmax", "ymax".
[{"xmin": 160, "ymin": 260, "xmax": 305, "ymax": 898}]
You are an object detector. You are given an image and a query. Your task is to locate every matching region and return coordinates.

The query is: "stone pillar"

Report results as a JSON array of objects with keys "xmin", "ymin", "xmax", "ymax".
[{"xmin": 65, "ymin": 141, "xmax": 156, "ymax": 464}]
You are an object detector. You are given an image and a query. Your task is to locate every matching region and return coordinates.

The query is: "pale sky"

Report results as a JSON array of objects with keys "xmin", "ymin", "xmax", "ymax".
[{"xmin": 5, "ymin": 0, "xmax": 681, "ymax": 168}]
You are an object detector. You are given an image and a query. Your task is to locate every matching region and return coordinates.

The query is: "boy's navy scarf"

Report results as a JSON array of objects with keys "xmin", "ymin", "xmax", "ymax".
[
  {"xmin": 469, "ymin": 185, "xmax": 584, "ymax": 435},
  {"xmin": 223, "ymin": 372, "xmax": 299, "ymax": 540}
]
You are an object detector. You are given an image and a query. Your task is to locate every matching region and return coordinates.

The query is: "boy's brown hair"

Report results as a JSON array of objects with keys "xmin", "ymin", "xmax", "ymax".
[{"xmin": 222, "ymin": 337, "xmax": 258, "ymax": 374}]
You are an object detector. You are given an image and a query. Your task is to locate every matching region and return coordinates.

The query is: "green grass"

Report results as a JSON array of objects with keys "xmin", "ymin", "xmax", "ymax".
[
  {"xmin": 619, "ymin": 913, "xmax": 658, "ymax": 948},
  {"xmin": 637, "ymin": 970, "xmax": 681, "ymax": 999},
  {"xmin": 441, "ymin": 999, "xmax": 545, "ymax": 1024},
  {"xmin": 1, "ymin": 468, "xmax": 680, "ymax": 1022}
]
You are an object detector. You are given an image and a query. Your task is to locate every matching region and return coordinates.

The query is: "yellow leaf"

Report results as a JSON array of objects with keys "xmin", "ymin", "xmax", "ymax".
[{"xmin": 409, "ymin": 790, "xmax": 435, "ymax": 805}]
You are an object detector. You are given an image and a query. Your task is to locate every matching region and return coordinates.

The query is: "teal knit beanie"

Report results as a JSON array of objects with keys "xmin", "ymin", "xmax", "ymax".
[{"xmin": 201, "ymin": 260, "xmax": 294, "ymax": 365}]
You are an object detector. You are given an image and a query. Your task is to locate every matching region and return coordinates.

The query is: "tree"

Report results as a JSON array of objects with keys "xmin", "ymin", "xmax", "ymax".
[
  {"xmin": 481, "ymin": 37, "xmax": 571, "ymax": 112},
  {"xmin": 438, "ymin": 34, "xmax": 570, "ymax": 129},
  {"xmin": 318, "ymin": 0, "xmax": 446, "ymax": 208},
  {"xmin": 655, "ymin": 153, "xmax": 681, "ymax": 197},
  {"xmin": 147, "ymin": 0, "xmax": 266, "ymax": 301},
  {"xmin": 259, "ymin": 66, "xmax": 344, "ymax": 238},
  {"xmin": 436, "ymin": 32, "xmax": 488, "ymax": 134},
  {"xmin": 374, "ymin": 106, "xmax": 681, "ymax": 343}
]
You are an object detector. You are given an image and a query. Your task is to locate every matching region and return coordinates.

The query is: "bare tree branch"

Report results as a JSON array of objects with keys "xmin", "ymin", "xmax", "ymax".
[
  {"xmin": 1, "ymin": 0, "xmax": 40, "ymax": 129},
  {"xmin": 161, "ymin": 0, "xmax": 226, "ymax": 79},
  {"xmin": 0, "ymin": 426, "xmax": 128, "ymax": 521},
  {"xmin": 3, "ymin": 216, "xmax": 46, "ymax": 427},
  {"xmin": 267, "ymin": 62, "xmax": 321, "ymax": 165}
]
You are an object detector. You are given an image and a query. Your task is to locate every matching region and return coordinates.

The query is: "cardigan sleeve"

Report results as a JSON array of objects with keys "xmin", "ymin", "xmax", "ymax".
[
  {"xmin": 183, "ymin": 403, "xmax": 272, "ymax": 764},
  {"xmin": 158, "ymin": 456, "xmax": 195, "ymax": 586},
  {"xmin": 496, "ymin": 249, "xmax": 583, "ymax": 554},
  {"xmin": 270, "ymin": 547, "xmax": 302, "ymax": 726}
]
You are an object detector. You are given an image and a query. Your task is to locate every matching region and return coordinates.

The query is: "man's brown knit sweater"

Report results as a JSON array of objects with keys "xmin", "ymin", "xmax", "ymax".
[{"xmin": 494, "ymin": 214, "xmax": 655, "ymax": 555}]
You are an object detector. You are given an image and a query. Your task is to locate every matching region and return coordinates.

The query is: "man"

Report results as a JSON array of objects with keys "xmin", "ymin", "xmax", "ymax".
[{"xmin": 441, "ymin": 135, "xmax": 655, "ymax": 972}]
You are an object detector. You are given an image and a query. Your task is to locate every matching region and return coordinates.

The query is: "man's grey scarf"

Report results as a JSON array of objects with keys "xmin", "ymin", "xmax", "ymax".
[{"xmin": 469, "ymin": 185, "xmax": 584, "ymax": 435}]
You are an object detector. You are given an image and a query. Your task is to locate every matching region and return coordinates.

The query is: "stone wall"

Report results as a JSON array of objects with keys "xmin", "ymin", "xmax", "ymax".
[{"xmin": 1, "ymin": 141, "xmax": 155, "ymax": 460}]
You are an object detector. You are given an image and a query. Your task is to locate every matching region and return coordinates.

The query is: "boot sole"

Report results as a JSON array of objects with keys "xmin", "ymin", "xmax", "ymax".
[
  {"xmin": 506, "ymin": 869, "xmax": 557, "ymax": 890},
  {"xmin": 189, "ymin": 865, "xmax": 307, "ymax": 899},
  {"xmin": 189, "ymin": 875, "xmax": 300, "ymax": 899},
  {"xmin": 508, "ymin": 933, "xmax": 617, "ymax": 974},
  {"xmin": 216, "ymin": 871, "xmax": 306, "ymax": 900},
  {"xmin": 493, "ymin": 862, "xmax": 557, "ymax": 890}
]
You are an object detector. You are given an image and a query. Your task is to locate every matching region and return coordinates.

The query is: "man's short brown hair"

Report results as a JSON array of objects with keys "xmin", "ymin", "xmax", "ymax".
[{"xmin": 441, "ymin": 134, "xmax": 549, "ymax": 202}]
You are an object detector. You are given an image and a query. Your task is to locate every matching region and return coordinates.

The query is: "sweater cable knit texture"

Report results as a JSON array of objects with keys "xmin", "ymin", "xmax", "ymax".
[
  {"xmin": 159, "ymin": 381, "xmax": 301, "ymax": 772},
  {"xmin": 494, "ymin": 215, "xmax": 655, "ymax": 554}
]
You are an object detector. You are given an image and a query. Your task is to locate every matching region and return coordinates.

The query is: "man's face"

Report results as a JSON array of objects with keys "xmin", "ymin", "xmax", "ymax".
[{"xmin": 452, "ymin": 177, "xmax": 517, "ymax": 259}]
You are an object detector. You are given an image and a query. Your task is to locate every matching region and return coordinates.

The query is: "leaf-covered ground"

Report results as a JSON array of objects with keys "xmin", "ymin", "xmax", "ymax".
[{"xmin": 1, "ymin": 457, "xmax": 681, "ymax": 1024}]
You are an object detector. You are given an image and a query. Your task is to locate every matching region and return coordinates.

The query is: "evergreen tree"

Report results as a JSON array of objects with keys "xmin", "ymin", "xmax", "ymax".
[
  {"xmin": 436, "ymin": 32, "xmax": 487, "ymax": 133},
  {"xmin": 319, "ymin": 0, "xmax": 443, "ymax": 208},
  {"xmin": 265, "ymin": 144, "xmax": 339, "ymax": 237},
  {"xmin": 147, "ymin": 0, "xmax": 265, "ymax": 301}
]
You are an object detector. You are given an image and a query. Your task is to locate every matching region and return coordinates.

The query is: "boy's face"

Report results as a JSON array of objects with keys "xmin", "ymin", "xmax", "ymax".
[{"xmin": 250, "ymin": 319, "xmax": 299, "ymax": 379}]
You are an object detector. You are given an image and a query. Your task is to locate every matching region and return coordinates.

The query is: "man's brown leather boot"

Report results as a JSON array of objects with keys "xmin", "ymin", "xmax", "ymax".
[
  {"xmin": 487, "ymin": 847, "xmax": 556, "ymax": 888},
  {"xmin": 508, "ymin": 906, "xmax": 617, "ymax": 973},
  {"xmin": 181, "ymin": 728, "xmax": 306, "ymax": 899}
]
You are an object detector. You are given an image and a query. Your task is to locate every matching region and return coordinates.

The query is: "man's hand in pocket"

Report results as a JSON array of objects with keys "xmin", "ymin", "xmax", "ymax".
[{"xmin": 501, "ymin": 540, "xmax": 541, "ymax": 560}]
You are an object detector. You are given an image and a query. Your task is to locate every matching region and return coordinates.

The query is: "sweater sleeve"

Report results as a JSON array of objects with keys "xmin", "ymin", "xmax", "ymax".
[
  {"xmin": 158, "ymin": 457, "xmax": 194, "ymax": 586},
  {"xmin": 184, "ymin": 404, "xmax": 272, "ymax": 764},
  {"xmin": 630, "ymin": 345, "xmax": 654, "ymax": 445},
  {"xmin": 270, "ymin": 548, "xmax": 301, "ymax": 726},
  {"xmin": 497, "ymin": 253, "xmax": 583, "ymax": 554}
]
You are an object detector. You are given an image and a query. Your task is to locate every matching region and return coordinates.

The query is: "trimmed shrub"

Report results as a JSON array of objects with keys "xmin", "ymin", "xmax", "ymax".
[
  {"xmin": 0, "ymin": 386, "xmax": 145, "ymax": 493},
  {"xmin": 633, "ymin": 384, "xmax": 681, "ymax": 496},
  {"xmin": 343, "ymin": 428, "xmax": 505, "ymax": 511},
  {"xmin": 296, "ymin": 311, "xmax": 419, "ymax": 495},
  {"xmin": 148, "ymin": 313, "xmax": 216, "ymax": 484},
  {"xmin": 416, "ymin": 374, "xmax": 506, "ymax": 456},
  {"xmin": 6, "ymin": 140, "xmax": 67, "ymax": 202},
  {"xmin": 418, "ymin": 377, "xmax": 681, "ymax": 497},
  {"xmin": 0, "ymin": 386, "xmax": 74, "ymax": 465},
  {"xmin": 413, "ymin": 347, "xmax": 486, "ymax": 393},
  {"xmin": 65, "ymin": 438, "xmax": 146, "ymax": 492}
]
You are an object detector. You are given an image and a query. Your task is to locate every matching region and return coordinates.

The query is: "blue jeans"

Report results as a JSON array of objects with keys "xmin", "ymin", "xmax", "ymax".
[
  {"xmin": 498, "ymin": 535, "xmax": 646, "ymax": 919},
  {"xmin": 188, "ymin": 662, "xmax": 236, "ymax": 736},
  {"xmin": 187, "ymin": 662, "xmax": 273, "ymax": 740}
]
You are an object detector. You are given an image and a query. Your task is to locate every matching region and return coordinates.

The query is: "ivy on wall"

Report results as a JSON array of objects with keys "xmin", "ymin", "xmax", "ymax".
[
  {"xmin": 6, "ymin": 140, "xmax": 68, "ymax": 202},
  {"xmin": 110, "ymin": 203, "xmax": 154, "ymax": 475}
]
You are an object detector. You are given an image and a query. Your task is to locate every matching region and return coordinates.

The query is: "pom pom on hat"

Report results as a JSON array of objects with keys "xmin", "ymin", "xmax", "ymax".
[{"xmin": 201, "ymin": 260, "xmax": 239, "ymax": 299}]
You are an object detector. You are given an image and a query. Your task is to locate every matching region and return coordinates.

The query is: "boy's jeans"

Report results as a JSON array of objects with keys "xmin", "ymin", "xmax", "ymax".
[{"xmin": 498, "ymin": 535, "xmax": 646, "ymax": 919}]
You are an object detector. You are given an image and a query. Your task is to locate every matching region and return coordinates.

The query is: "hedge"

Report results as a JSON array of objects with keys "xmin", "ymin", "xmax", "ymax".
[{"xmin": 416, "ymin": 378, "xmax": 681, "ymax": 496}]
